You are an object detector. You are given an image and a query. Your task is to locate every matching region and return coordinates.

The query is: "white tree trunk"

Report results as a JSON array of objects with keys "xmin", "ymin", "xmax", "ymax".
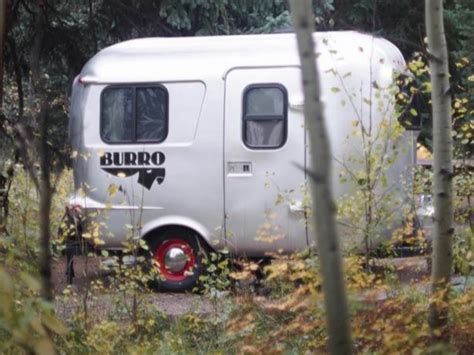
[
  {"xmin": 425, "ymin": 0, "xmax": 454, "ymax": 341},
  {"xmin": 289, "ymin": 1, "xmax": 352, "ymax": 354}
]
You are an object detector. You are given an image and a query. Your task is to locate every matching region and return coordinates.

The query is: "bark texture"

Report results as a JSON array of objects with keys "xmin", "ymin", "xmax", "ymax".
[
  {"xmin": 13, "ymin": 0, "xmax": 54, "ymax": 302},
  {"xmin": 34, "ymin": 2, "xmax": 53, "ymax": 303},
  {"xmin": 289, "ymin": 1, "xmax": 352, "ymax": 354},
  {"xmin": 0, "ymin": 0, "xmax": 7, "ymax": 107},
  {"xmin": 425, "ymin": 0, "xmax": 454, "ymax": 342}
]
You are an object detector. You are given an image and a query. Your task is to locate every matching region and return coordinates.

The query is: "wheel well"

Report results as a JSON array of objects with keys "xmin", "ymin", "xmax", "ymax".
[{"xmin": 142, "ymin": 225, "xmax": 213, "ymax": 253}]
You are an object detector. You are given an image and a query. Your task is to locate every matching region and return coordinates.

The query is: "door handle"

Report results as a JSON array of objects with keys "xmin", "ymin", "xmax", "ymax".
[{"xmin": 227, "ymin": 162, "xmax": 252, "ymax": 175}]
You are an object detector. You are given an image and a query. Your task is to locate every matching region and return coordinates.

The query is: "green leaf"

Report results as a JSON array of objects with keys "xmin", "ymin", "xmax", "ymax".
[
  {"xmin": 218, "ymin": 260, "xmax": 228, "ymax": 269},
  {"xmin": 207, "ymin": 264, "xmax": 217, "ymax": 273},
  {"xmin": 42, "ymin": 312, "xmax": 68, "ymax": 335},
  {"xmin": 0, "ymin": 268, "xmax": 13, "ymax": 294},
  {"xmin": 34, "ymin": 338, "xmax": 56, "ymax": 355},
  {"xmin": 21, "ymin": 272, "xmax": 41, "ymax": 291}
]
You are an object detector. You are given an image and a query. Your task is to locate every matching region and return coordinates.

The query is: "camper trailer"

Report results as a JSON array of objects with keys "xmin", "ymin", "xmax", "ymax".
[{"xmin": 68, "ymin": 32, "xmax": 417, "ymax": 291}]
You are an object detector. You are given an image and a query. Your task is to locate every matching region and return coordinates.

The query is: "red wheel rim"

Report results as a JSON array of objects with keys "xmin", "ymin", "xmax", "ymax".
[{"xmin": 154, "ymin": 238, "xmax": 196, "ymax": 281}]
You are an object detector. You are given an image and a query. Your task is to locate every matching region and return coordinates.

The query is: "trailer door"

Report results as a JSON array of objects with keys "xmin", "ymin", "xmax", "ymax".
[{"xmin": 224, "ymin": 67, "xmax": 308, "ymax": 256}]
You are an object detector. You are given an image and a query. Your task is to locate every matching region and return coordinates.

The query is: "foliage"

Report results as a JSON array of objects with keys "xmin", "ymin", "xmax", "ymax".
[
  {"xmin": 401, "ymin": 53, "xmax": 473, "ymax": 280},
  {"xmin": 0, "ymin": 267, "xmax": 67, "ymax": 354},
  {"xmin": 326, "ymin": 57, "xmax": 415, "ymax": 261},
  {"xmin": 7, "ymin": 168, "xmax": 72, "ymax": 254},
  {"xmin": 399, "ymin": 53, "xmax": 473, "ymax": 153},
  {"xmin": 0, "ymin": 171, "xmax": 69, "ymax": 353},
  {"xmin": 196, "ymin": 250, "xmax": 231, "ymax": 295}
]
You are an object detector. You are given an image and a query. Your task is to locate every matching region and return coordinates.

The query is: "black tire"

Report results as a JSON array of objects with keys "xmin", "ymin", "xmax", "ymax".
[{"xmin": 147, "ymin": 227, "xmax": 207, "ymax": 292}]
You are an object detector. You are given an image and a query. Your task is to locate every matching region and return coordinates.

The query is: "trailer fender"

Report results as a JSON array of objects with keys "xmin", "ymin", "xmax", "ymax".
[{"xmin": 140, "ymin": 215, "xmax": 222, "ymax": 252}]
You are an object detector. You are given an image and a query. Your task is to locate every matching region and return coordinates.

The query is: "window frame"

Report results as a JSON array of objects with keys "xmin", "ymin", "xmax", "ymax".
[
  {"xmin": 100, "ymin": 84, "xmax": 169, "ymax": 144},
  {"xmin": 242, "ymin": 83, "xmax": 288, "ymax": 150}
]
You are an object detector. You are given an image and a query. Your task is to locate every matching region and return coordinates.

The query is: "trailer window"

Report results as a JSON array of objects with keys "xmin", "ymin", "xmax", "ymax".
[
  {"xmin": 102, "ymin": 88, "xmax": 133, "ymax": 143},
  {"xmin": 243, "ymin": 85, "xmax": 287, "ymax": 149},
  {"xmin": 136, "ymin": 87, "xmax": 167, "ymax": 142},
  {"xmin": 101, "ymin": 85, "xmax": 168, "ymax": 144}
]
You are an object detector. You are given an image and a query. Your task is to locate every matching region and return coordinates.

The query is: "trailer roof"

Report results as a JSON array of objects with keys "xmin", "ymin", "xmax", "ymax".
[{"xmin": 79, "ymin": 31, "xmax": 405, "ymax": 84}]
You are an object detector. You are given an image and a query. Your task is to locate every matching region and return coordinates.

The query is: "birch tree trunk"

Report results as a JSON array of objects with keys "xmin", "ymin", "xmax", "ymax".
[
  {"xmin": 425, "ymin": 0, "xmax": 454, "ymax": 342},
  {"xmin": 289, "ymin": 1, "xmax": 352, "ymax": 354}
]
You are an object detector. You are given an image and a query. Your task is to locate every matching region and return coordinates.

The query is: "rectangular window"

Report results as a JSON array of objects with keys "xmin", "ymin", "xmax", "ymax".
[
  {"xmin": 243, "ymin": 84, "xmax": 287, "ymax": 149},
  {"xmin": 101, "ymin": 85, "xmax": 168, "ymax": 144},
  {"xmin": 101, "ymin": 88, "xmax": 133, "ymax": 143}
]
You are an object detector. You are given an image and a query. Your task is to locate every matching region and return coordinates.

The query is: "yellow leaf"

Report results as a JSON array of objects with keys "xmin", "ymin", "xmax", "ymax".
[
  {"xmin": 422, "ymin": 82, "xmax": 432, "ymax": 93},
  {"xmin": 249, "ymin": 263, "xmax": 259, "ymax": 271},
  {"xmin": 408, "ymin": 62, "xmax": 418, "ymax": 72},
  {"xmin": 107, "ymin": 183, "xmax": 119, "ymax": 197},
  {"xmin": 456, "ymin": 57, "xmax": 470, "ymax": 68},
  {"xmin": 93, "ymin": 238, "xmax": 105, "ymax": 246},
  {"xmin": 229, "ymin": 271, "xmax": 251, "ymax": 280},
  {"xmin": 275, "ymin": 193, "xmax": 284, "ymax": 205}
]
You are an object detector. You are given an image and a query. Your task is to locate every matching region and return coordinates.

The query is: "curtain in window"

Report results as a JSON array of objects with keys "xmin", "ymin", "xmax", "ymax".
[
  {"xmin": 136, "ymin": 87, "xmax": 167, "ymax": 141},
  {"xmin": 246, "ymin": 120, "xmax": 284, "ymax": 147},
  {"xmin": 102, "ymin": 88, "xmax": 133, "ymax": 142}
]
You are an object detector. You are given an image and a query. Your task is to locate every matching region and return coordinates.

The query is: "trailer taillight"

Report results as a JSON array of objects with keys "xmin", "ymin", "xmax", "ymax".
[
  {"xmin": 77, "ymin": 75, "xmax": 98, "ymax": 85},
  {"xmin": 66, "ymin": 204, "xmax": 82, "ymax": 218}
]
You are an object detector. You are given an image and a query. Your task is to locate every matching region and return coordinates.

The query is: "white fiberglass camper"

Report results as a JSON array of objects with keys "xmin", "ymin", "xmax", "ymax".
[{"xmin": 68, "ymin": 32, "xmax": 416, "ymax": 291}]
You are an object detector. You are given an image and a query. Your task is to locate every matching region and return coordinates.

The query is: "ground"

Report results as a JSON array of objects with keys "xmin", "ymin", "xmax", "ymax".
[
  {"xmin": 52, "ymin": 256, "xmax": 215, "ymax": 322},
  {"xmin": 51, "ymin": 255, "xmax": 429, "ymax": 321}
]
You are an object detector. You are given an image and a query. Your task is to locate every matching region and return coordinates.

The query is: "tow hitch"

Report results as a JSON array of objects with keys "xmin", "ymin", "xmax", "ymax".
[{"xmin": 59, "ymin": 205, "xmax": 86, "ymax": 284}]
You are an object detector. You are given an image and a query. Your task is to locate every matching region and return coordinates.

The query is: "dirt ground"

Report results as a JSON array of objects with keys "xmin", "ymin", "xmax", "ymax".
[
  {"xmin": 52, "ymin": 256, "xmax": 216, "ymax": 322},
  {"xmin": 52, "ymin": 255, "xmax": 430, "ymax": 322}
]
